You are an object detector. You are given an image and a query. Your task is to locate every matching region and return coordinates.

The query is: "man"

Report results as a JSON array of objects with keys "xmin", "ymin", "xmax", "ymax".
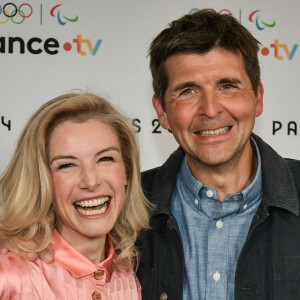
[{"xmin": 136, "ymin": 9, "xmax": 300, "ymax": 300}]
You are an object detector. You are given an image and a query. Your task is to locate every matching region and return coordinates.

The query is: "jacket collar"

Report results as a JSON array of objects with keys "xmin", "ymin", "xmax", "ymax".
[
  {"xmin": 152, "ymin": 147, "xmax": 185, "ymax": 216},
  {"xmin": 151, "ymin": 134, "xmax": 299, "ymax": 216},
  {"xmin": 252, "ymin": 133, "xmax": 299, "ymax": 215}
]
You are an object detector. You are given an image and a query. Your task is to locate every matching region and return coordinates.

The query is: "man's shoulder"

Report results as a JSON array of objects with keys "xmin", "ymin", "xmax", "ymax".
[
  {"xmin": 141, "ymin": 166, "xmax": 161, "ymax": 199},
  {"xmin": 285, "ymin": 158, "xmax": 300, "ymax": 179},
  {"xmin": 285, "ymin": 157, "xmax": 300, "ymax": 166},
  {"xmin": 142, "ymin": 166, "xmax": 160, "ymax": 181},
  {"xmin": 141, "ymin": 147, "xmax": 185, "ymax": 189},
  {"xmin": 253, "ymin": 133, "xmax": 300, "ymax": 178}
]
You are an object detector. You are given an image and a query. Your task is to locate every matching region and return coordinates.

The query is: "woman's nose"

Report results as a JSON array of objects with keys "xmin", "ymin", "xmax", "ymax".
[{"xmin": 79, "ymin": 166, "xmax": 101, "ymax": 191}]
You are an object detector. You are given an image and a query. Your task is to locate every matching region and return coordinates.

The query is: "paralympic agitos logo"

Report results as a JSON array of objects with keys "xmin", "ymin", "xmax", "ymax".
[{"xmin": 0, "ymin": 3, "xmax": 102, "ymax": 56}]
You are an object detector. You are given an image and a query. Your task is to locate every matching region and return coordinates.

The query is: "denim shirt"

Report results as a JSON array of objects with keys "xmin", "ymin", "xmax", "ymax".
[{"xmin": 171, "ymin": 138, "xmax": 263, "ymax": 300}]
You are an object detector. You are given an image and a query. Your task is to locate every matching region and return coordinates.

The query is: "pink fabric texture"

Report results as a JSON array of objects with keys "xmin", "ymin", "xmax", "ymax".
[{"xmin": 0, "ymin": 230, "xmax": 141, "ymax": 299}]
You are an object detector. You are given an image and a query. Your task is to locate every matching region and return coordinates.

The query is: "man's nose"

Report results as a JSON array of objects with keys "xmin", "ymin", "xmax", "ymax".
[{"xmin": 197, "ymin": 90, "xmax": 223, "ymax": 118}]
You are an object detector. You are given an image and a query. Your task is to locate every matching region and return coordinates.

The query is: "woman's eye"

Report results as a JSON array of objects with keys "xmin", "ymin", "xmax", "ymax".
[
  {"xmin": 58, "ymin": 163, "xmax": 74, "ymax": 170},
  {"xmin": 99, "ymin": 156, "xmax": 114, "ymax": 162}
]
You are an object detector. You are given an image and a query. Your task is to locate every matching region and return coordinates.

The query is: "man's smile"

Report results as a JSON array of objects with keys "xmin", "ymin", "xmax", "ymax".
[{"xmin": 195, "ymin": 126, "xmax": 231, "ymax": 136}]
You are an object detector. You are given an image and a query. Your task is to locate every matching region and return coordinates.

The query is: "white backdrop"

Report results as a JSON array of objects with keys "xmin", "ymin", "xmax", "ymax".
[{"xmin": 1, "ymin": 0, "xmax": 300, "ymax": 174}]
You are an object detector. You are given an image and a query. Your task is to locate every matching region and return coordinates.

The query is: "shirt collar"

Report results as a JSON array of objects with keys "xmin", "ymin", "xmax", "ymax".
[
  {"xmin": 51, "ymin": 229, "xmax": 113, "ymax": 281},
  {"xmin": 178, "ymin": 137, "xmax": 262, "ymax": 213}
]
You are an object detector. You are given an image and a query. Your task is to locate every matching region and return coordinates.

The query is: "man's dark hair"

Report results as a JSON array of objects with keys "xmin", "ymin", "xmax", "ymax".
[{"xmin": 149, "ymin": 8, "xmax": 261, "ymax": 108}]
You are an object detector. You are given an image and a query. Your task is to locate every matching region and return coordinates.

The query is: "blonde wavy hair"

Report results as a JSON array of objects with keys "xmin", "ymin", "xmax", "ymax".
[{"xmin": 0, "ymin": 93, "xmax": 152, "ymax": 270}]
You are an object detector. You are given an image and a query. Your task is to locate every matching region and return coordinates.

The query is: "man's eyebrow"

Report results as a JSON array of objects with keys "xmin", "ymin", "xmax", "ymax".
[
  {"xmin": 217, "ymin": 78, "xmax": 242, "ymax": 85},
  {"xmin": 173, "ymin": 81, "xmax": 200, "ymax": 93}
]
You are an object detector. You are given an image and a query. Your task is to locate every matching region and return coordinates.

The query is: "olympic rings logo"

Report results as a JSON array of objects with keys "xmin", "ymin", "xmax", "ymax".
[{"xmin": 0, "ymin": 3, "xmax": 33, "ymax": 24}]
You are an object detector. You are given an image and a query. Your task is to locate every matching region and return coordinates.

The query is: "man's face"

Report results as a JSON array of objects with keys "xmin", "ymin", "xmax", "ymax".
[{"xmin": 153, "ymin": 48, "xmax": 263, "ymax": 176}]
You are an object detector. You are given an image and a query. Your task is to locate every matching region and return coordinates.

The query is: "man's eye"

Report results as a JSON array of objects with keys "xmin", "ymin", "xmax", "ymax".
[
  {"xmin": 180, "ymin": 88, "xmax": 196, "ymax": 95},
  {"xmin": 221, "ymin": 84, "xmax": 236, "ymax": 90},
  {"xmin": 58, "ymin": 163, "xmax": 74, "ymax": 170},
  {"xmin": 178, "ymin": 88, "xmax": 197, "ymax": 101}
]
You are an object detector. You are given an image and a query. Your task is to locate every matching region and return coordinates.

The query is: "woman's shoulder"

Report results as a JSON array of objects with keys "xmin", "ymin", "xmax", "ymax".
[
  {"xmin": 0, "ymin": 252, "xmax": 29, "ymax": 271},
  {"xmin": 0, "ymin": 253, "xmax": 42, "ymax": 298},
  {"xmin": 0, "ymin": 252, "xmax": 48, "ymax": 281}
]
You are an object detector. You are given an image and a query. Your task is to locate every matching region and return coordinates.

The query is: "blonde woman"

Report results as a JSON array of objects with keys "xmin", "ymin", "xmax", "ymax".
[{"xmin": 0, "ymin": 93, "xmax": 152, "ymax": 299}]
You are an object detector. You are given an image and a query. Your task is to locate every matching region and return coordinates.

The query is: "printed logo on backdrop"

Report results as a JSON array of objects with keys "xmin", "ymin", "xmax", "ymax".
[
  {"xmin": 0, "ymin": 3, "xmax": 33, "ymax": 24},
  {"xmin": 248, "ymin": 10, "xmax": 276, "ymax": 31},
  {"xmin": 50, "ymin": 4, "xmax": 78, "ymax": 25},
  {"xmin": 189, "ymin": 8, "xmax": 299, "ymax": 60},
  {"xmin": 0, "ymin": 2, "xmax": 102, "ymax": 56}
]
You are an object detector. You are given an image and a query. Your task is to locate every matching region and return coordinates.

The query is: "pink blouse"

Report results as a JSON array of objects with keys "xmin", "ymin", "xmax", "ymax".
[{"xmin": 0, "ymin": 230, "xmax": 141, "ymax": 299}]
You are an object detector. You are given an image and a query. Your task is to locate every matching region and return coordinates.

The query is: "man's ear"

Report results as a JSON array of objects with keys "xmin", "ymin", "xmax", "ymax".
[
  {"xmin": 152, "ymin": 94, "xmax": 170, "ymax": 130},
  {"xmin": 255, "ymin": 81, "xmax": 264, "ymax": 117}
]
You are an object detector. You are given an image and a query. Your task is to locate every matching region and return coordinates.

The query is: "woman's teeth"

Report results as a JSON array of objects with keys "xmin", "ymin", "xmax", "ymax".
[
  {"xmin": 76, "ymin": 206, "xmax": 108, "ymax": 216},
  {"xmin": 74, "ymin": 197, "xmax": 110, "ymax": 216}
]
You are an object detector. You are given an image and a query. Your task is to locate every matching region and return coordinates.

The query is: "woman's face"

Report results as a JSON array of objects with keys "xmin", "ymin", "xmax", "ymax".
[{"xmin": 48, "ymin": 119, "xmax": 127, "ymax": 247}]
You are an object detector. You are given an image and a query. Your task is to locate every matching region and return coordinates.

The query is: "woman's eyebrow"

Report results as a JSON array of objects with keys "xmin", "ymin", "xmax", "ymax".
[
  {"xmin": 95, "ymin": 147, "xmax": 120, "ymax": 157},
  {"xmin": 50, "ymin": 147, "xmax": 121, "ymax": 164},
  {"xmin": 50, "ymin": 155, "xmax": 76, "ymax": 164}
]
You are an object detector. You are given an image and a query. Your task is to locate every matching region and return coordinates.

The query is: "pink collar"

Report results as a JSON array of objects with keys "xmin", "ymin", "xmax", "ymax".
[{"xmin": 51, "ymin": 229, "xmax": 113, "ymax": 281}]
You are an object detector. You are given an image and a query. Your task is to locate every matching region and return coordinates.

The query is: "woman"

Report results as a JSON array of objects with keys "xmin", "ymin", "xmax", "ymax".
[{"xmin": 0, "ymin": 93, "xmax": 152, "ymax": 299}]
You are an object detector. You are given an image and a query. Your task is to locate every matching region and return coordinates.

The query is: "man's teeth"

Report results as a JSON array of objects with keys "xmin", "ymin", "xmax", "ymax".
[
  {"xmin": 197, "ymin": 126, "xmax": 230, "ymax": 136},
  {"xmin": 74, "ymin": 197, "xmax": 110, "ymax": 216}
]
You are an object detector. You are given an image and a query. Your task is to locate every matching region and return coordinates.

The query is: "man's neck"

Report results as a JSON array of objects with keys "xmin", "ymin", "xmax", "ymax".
[{"xmin": 187, "ymin": 143, "xmax": 257, "ymax": 202}]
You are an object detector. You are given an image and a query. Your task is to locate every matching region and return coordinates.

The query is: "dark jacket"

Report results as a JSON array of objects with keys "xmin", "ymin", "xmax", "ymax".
[{"xmin": 136, "ymin": 134, "xmax": 300, "ymax": 300}]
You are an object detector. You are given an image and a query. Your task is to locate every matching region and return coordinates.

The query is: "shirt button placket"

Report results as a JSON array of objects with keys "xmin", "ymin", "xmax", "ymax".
[
  {"xmin": 213, "ymin": 271, "xmax": 221, "ymax": 282},
  {"xmin": 216, "ymin": 219, "xmax": 223, "ymax": 229},
  {"xmin": 206, "ymin": 190, "xmax": 214, "ymax": 198},
  {"xmin": 94, "ymin": 269, "xmax": 105, "ymax": 280},
  {"xmin": 92, "ymin": 291, "xmax": 102, "ymax": 300}
]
